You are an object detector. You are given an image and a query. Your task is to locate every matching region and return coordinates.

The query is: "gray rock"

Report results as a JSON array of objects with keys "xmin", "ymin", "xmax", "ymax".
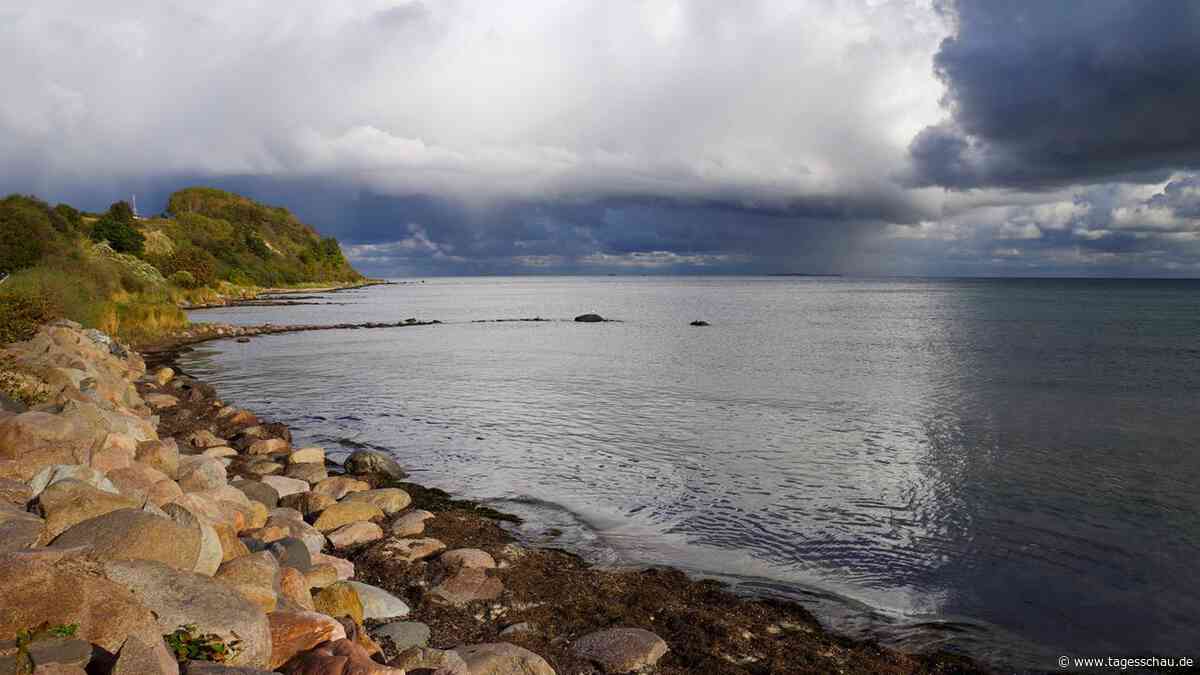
[
  {"xmin": 572, "ymin": 627, "xmax": 669, "ymax": 673},
  {"xmin": 267, "ymin": 537, "xmax": 313, "ymax": 572},
  {"xmin": 102, "ymin": 560, "xmax": 272, "ymax": 669},
  {"xmin": 375, "ymin": 621, "xmax": 430, "ymax": 652},
  {"xmin": 2, "ymin": 637, "xmax": 93, "ymax": 670},
  {"xmin": 343, "ymin": 450, "xmax": 406, "ymax": 480},
  {"xmin": 283, "ymin": 461, "xmax": 327, "ymax": 484},
  {"xmin": 345, "ymin": 581, "xmax": 410, "ymax": 620},
  {"xmin": 574, "ymin": 313, "xmax": 604, "ymax": 322},
  {"xmin": 231, "ymin": 479, "xmax": 279, "ymax": 508},
  {"xmin": 112, "ymin": 633, "xmax": 179, "ymax": 675},
  {"xmin": 29, "ymin": 464, "xmax": 118, "ymax": 498}
]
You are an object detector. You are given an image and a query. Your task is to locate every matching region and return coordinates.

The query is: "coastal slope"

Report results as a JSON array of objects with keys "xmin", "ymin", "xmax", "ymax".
[{"xmin": 0, "ymin": 188, "xmax": 366, "ymax": 344}]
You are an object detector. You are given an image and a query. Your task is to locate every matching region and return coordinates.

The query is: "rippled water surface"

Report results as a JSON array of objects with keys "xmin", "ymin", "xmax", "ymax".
[{"xmin": 179, "ymin": 277, "xmax": 1200, "ymax": 671}]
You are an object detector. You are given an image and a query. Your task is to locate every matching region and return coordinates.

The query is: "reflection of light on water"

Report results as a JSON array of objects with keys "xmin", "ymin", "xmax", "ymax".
[{"xmin": 181, "ymin": 277, "xmax": 1200, "ymax": 672}]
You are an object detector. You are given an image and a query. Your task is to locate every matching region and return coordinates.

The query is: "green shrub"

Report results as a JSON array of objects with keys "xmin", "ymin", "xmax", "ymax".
[
  {"xmin": 53, "ymin": 204, "xmax": 82, "ymax": 231},
  {"xmin": 0, "ymin": 195, "xmax": 68, "ymax": 275},
  {"xmin": 153, "ymin": 245, "xmax": 218, "ymax": 287},
  {"xmin": 90, "ymin": 216, "xmax": 145, "ymax": 255},
  {"xmin": 0, "ymin": 291, "xmax": 55, "ymax": 343},
  {"xmin": 164, "ymin": 624, "xmax": 239, "ymax": 663},
  {"xmin": 168, "ymin": 270, "xmax": 197, "ymax": 288}
]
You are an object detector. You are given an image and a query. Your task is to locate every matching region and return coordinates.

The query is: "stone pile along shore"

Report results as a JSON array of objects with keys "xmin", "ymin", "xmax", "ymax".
[{"xmin": 0, "ymin": 321, "xmax": 987, "ymax": 675}]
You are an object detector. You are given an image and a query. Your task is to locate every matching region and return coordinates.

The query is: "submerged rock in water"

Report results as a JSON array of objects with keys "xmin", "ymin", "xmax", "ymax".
[
  {"xmin": 343, "ymin": 449, "xmax": 406, "ymax": 480},
  {"xmin": 574, "ymin": 313, "xmax": 604, "ymax": 322},
  {"xmin": 689, "ymin": 320, "xmax": 710, "ymax": 326}
]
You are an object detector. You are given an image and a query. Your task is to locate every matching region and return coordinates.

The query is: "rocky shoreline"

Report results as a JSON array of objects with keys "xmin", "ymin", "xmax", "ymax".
[
  {"xmin": 180, "ymin": 280, "xmax": 396, "ymax": 310},
  {"xmin": 0, "ymin": 321, "xmax": 990, "ymax": 674}
]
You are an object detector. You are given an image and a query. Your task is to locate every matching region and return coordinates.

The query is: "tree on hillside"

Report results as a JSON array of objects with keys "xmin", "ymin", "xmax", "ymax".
[
  {"xmin": 107, "ymin": 200, "xmax": 135, "ymax": 223},
  {"xmin": 90, "ymin": 211, "xmax": 145, "ymax": 256},
  {"xmin": 0, "ymin": 195, "xmax": 61, "ymax": 274}
]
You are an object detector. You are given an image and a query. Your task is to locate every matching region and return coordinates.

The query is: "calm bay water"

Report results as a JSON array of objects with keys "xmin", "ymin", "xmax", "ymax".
[{"xmin": 179, "ymin": 277, "xmax": 1200, "ymax": 671}]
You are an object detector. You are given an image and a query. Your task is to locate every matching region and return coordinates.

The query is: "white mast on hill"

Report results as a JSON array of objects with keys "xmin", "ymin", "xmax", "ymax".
[{"xmin": 131, "ymin": 194, "xmax": 140, "ymax": 219}]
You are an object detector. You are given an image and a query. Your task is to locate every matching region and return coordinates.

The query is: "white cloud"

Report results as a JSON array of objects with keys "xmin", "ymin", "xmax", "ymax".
[{"xmin": 0, "ymin": 0, "xmax": 949, "ymax": 212}]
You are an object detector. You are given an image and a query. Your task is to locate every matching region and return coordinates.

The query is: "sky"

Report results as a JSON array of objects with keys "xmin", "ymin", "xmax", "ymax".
[{"xmin": 2, "ymin": 0, "xmax": 1199, "ymax": 277}]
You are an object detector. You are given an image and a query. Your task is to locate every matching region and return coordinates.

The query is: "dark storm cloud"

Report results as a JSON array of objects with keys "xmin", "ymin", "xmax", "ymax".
[{"xmin": 907, "ymin": 0, "xmax": 1200, "ymax": 190}]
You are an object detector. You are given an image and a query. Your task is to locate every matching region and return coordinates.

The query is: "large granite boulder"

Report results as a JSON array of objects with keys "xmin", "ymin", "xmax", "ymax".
[
  {"xmin": 51, "ymin": 508, "xmax": 202, "ymax": 570},
  {"xmin": 102, "ymin": 559, "xmax": 272, "ymax": 669},
  {"xmin": 177, "ymin": 456, "xmax": 228, "ymax": 492},
  {"xmin": 0, "ymin": 412, "xmax": 96, "ymax": 480},
  {"xmin": 162, "ymin": 501, "xmax": 224, "ymax": 576},
  {"xmin": 36, "ymin": 478, "xmax": 140, "ymax": 542},
  {"xmin": 29, "ymin": 464, "xmax": 118, "ymax": 498},
  {"xmin": 107, "ymin": 462, "xmax": 181, "ymax": 506},
  {"xmin": 136, "ymin": 439, "xmax": 181, "ymax": 479},
  {"xmin": 0, "ymin": 477, "xmax": 31, "ymax": 506},
  {"xmin": 0, "ymin": 502, "xmax": 44, "ymax": 552},
  {"xmin": 215, "ymin": 551, "xmax": 282, "ymax": 613},
  {"xmin": 0, "ymin": 548, "xmax": 159, "ymax": 653}
]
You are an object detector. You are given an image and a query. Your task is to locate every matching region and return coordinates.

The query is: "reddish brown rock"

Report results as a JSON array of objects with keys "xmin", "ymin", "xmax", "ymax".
[
  {"xmin": 280, "ymin": 567, "xmax": 315, "ymax": 611},
  {"xmin": 0, "ymin": 548, "xmax": 158, "ymax": 654},
  {"xmin": 267, "ymin": 611, "xmax": 346, "ymax": 670},
  {"xmin": 278, "ymin": 638, "xmax": 403, "ymax": 675}
]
